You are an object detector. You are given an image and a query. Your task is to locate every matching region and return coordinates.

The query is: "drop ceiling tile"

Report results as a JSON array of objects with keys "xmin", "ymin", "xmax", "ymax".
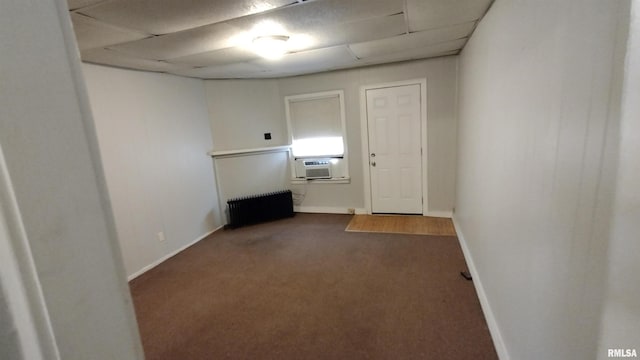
[
  {"xmin": 81, "ymin": 48, "xmax": 185, "ymax": 72},
  {"xmin": 216, "ymin": 0, "xmax": 404, "ymax": 48},
  {"xmin": 359, "ymin": 39, "xmax": 466, "ymax": 65},
  {"xmin": 78, "ymin": 0, "xmax": 297, "ymax": 35},
  {"xmin": 304, "ymin": 14, "xmax": 407, "ymax": 50},
  {"xmin": 168, "ymin": 63, "xmax": 267, "ymax": 79},
  {"xmin": 109, "ymin": 22, "xmax": 241, "ymax": 60},
  {"xmin": 167, "ymin": 47, "xmax": 260, "ymax": 67},
  {"xmin": 250, "ymin": 46, "xmax": 357, "ymax": 74},
  {"xmin": 406, "ymin": 0, "xmax": 493, "ymax": 32},
  {"xmin": 71, "ymin": 13, "xmax": 150, "ymax": 50},
  {"xmin": 361, "ymin": 50, "xmax": 460, "ymax": 68},
  {"xmin": 349, "ymin": 22, "xmax": 474, "ymax": 59},
  {"xmin": 257, "ymin": 0, "xmax": 405, "ymax": 30},
  {"xmin": 67, "ymin": 0, "xmax": 106, "ymax": 11}
]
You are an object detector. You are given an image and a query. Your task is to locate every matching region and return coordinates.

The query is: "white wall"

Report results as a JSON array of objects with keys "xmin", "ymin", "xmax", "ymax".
[
  {"xmin": 455, "ymin": 0, "xmax": 630, "ymax": 359},
  {"xmin": 205, "ymin": 57, "xmax": 459, "ymax": 215},
  {"xmin": 204, "ymin": 80, "xmax": 290, "ymax": 217},
  {"xmin": 598, "ymin": 0, "xmax": 640, "ymax": 356},
  {"xmin": 213, "ymin": 151, "xmax": 290, "ymax": 209},
  {"xmin": 279, "ymin": 58, "xmax": 458, "ymax": 213},
  {"xmin": 0, "ymin": 0, "xmax": 142, "ymax": 359},
  {"xmin": 205, "ymin": 80, "xmax": 287, "ymax": 150},
  {"xmin": 83, "ymin": 64, "xmax": 223, "ymax": 278}
]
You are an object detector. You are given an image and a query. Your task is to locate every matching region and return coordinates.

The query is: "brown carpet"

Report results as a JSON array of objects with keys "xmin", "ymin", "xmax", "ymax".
[
  {"xmin": 129, "ymin": 213, "xmax": 497, "ymax": 360},
  {"xmin": 346, "ymin": 214, "xmax": 457, "ymax": 237}
]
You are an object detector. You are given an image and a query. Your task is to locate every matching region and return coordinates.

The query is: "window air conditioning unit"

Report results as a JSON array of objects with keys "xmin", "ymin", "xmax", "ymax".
[{"xmin": 303, "ymin": 159, "xmax": 332, "ymax": 179}]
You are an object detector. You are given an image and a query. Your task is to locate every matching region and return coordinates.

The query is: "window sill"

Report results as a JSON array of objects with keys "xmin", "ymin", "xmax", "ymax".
[{"xmin": 291, "ymin": 177, "xmax": 350, "ymax": 185}]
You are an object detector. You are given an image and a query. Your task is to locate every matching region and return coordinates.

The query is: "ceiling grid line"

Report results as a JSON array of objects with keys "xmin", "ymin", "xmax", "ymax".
[{"xmin": 402, "ymin": 0, "xmax": 410, "ymax": 34}]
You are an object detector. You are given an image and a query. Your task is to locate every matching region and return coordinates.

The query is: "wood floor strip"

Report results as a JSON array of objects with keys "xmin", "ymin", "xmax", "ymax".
[{"xmin": 345, "ymin": 214, "xmax": 457, "ymax": 236}]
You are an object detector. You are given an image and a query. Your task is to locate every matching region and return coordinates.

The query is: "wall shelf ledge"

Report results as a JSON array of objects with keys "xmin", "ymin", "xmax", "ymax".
[{"xmin": 208, "ymin": 145, "xmax": 291, "ymax": 158}]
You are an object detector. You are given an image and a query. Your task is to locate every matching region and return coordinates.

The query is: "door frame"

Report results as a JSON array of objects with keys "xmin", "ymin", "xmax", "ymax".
[
  {"xmin": 360, "ymin": 78, "xmax": 428, "ymax": 216},
  {"xmin": 0, "ymin": 145, "xmax": 60, "ymax": 360}
]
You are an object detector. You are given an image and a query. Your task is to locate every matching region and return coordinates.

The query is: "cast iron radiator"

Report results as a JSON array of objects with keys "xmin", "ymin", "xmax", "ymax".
[{"xmin": 226, "ymin": 190, "xmax": 294, "ymax": 228}]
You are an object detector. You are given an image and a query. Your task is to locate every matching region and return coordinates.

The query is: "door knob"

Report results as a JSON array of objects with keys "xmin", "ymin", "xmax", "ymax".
[
  {"xmin": 370, "ymin": 153, "xmax": 376, "ymax": 157},
  {"xmin": 371, "ymin": 161, "xmax": 376, "ymax": 167}
]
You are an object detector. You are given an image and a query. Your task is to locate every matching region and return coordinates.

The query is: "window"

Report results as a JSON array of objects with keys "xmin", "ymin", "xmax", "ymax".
[
  {"xmin": 285, "ymin": 90, "xmax": 346, "ymax": 158},
  {"xmin": 284, "ymin": 90, "xmax": 349, "ymax": 182}
]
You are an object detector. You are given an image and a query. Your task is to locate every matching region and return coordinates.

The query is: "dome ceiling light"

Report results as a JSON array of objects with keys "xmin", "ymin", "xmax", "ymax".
[{"xmin": 252, "ymin": 34, "xmax": 290, "ymax": 60}]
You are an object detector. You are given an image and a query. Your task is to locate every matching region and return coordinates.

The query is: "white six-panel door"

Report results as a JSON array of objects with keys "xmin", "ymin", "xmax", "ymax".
[{"xmin": 366, "ymin": 84, "xmax": 423, "ymax": 214}]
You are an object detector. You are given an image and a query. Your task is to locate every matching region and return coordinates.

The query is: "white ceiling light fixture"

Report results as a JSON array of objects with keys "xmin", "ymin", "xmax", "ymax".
[{"xmin": 252, "ymin": 35, "xmax": 290, "ymax": 60}]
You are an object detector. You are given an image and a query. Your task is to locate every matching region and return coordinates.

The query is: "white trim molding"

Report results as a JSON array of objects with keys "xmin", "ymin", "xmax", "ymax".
[
  {"xmin": 294, "ymin": 206, "xmax": 366, "ymax": 215},
  {"xmin": 452, "ymin": 215, "xmax": 510, "ymax": 360},
  {"xmin": 359, "ymin": 78, "xmax": 429, "ymax": 216},
  {"xmin": 426, "ymin": 210, "xmax": 453, "ymax": 218}
]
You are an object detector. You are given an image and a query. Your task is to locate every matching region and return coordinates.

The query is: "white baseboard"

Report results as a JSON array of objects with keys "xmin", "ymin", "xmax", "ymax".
[
  {"xmin": 127, "ymin": 225, "xmax": 224, "ymax": 281},
  {"xmin": 426, "ymin": 210, "xmax": 453, "ymax": 218},
  {"xmin": 294, "ymin": 206, "xmax": 367, "ymax": 215},
  {"xmin": 452, "ymin": 215, "xmax": 509, "ymax": 360}
]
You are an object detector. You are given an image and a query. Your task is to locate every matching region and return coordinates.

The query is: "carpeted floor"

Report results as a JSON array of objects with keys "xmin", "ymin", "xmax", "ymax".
[{"xmin": 129, "ymin": 213, "xmax": 497, "ymax": 360}]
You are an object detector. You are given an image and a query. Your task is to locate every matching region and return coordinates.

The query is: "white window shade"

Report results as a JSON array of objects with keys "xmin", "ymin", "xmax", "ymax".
[
  {"xmin": 289, "ymin": 96, "xmax": 342, "ymax": 139},
  {"xmin": 287, "ymin": 92, "xmax": 346, "ymax": 158}
]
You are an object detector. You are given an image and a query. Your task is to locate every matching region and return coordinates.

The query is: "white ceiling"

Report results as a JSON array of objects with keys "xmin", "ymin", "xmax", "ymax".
[{"xmin": 68, "ymin": 0, "xmax": 493, "ymax": 79}]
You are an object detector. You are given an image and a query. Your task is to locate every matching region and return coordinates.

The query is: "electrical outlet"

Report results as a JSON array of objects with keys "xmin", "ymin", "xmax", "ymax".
[
  {"xmin": 157, "ymin": 231, "xmax": 165, "ymax": 242},
  {"xmin": 264, "ymin": 132, "xmax": 272, "ymax": 140}
]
